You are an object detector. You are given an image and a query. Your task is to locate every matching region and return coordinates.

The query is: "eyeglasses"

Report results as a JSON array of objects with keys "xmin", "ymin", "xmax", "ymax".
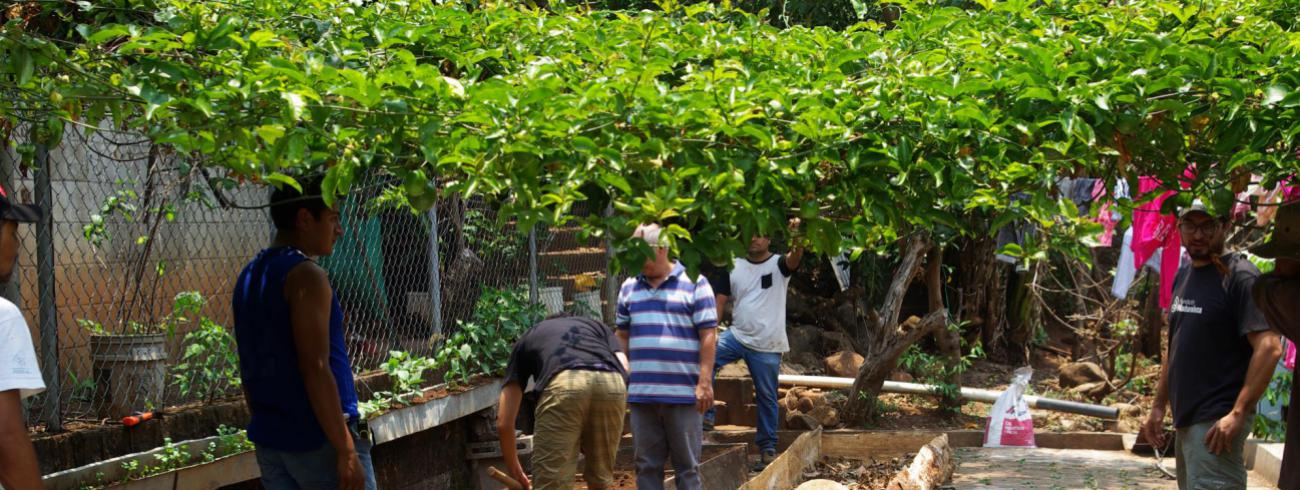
[{"xmin": 1178, "ymin": 221, "xmax": 1221, "ymax": 236}]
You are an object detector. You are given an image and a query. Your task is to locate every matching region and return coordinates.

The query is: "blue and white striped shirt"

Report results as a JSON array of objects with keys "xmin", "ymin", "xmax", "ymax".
[{"xmin": 616, "ymin": 262, "xmax": 717, "ymax": 405}]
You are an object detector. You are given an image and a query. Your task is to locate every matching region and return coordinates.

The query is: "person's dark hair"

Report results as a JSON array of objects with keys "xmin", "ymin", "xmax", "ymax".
[{"xmin": 269, "ymin": 175, "xmax": 329, "ymax": 231}]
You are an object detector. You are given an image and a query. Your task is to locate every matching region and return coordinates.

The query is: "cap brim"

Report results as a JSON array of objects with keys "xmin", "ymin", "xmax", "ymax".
[
  {"xmin": 1, "ymin": 204, "xmax": 42, "ymax": 223},
  {"xmin": 1250, "ymin": 241, "xmax": 1300, "ymax": 261}
]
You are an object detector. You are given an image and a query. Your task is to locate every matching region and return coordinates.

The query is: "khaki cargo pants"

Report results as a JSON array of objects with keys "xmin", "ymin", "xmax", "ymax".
[{"xmin": 532, "ymin": 369, "xmax": 627, "ymax": 490}]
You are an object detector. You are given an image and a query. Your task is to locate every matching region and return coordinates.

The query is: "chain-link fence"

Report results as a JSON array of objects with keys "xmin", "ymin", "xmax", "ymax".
[{"xmin": 4, "ymin": 124, "xmax": 614, "ymax": 432}]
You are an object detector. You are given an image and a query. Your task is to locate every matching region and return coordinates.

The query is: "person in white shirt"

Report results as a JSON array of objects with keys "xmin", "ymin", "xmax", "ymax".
[
  {"xmin": 0, "ymin": 183, "xmax": 46, "ymax": 490},
  {"xmin": 703, "ymin": 218, "xmax": 803, "ymax": 471}
]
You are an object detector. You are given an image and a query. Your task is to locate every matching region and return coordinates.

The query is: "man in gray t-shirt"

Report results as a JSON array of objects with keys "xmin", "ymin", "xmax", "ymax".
[
  {"xmin": 1143, "ymin": 202, "xmax": 1281, "ymax": 489},
  {"xmin": 705, "ymin": 218, "xmax": 803, "ymax": 470}
]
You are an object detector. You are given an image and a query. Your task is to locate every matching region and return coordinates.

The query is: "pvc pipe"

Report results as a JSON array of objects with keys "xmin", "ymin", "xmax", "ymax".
[{"xmin": 778, "ymin": 374, "xmax": 1119, "ymax": 420}]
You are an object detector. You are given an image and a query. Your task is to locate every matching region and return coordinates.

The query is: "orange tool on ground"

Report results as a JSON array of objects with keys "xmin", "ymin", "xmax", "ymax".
[{"xmin": 122, "ymin": 411, "xmax": 155, "ymax": 427}]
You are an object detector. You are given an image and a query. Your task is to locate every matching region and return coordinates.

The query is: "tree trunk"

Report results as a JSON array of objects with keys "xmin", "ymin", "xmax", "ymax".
[
  {"xmin": 841, "ymin": 234, "xmax": 949, "ymax": 425},
  {"xmin": 1139, "ymin": 273, "xmax": 1163, "ymax": 358},
  {"xmin": 927, "ymin": 245, "xmax": 962, "ymax": 414},
  {"xmin": 958, "ymin": 233, "xmax": 1008, "ymax": 360},
  {"xmin": 1004, "ymin": 262, "xmax": 1041, "ymax": 365}
]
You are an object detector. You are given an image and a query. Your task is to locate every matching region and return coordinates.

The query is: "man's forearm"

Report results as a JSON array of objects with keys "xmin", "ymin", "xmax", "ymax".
[
  {"xmin": 302, "ymin": 368, "xmax": 355, "ymax": 453},
  {"xmin": 698, "ymin": 330, "xmax": 717, "ymax": 382},
  {"xmin": 0, "ymin": 392, "xmax": 42, "ymax": 490},
  {"xmin": 616, "ymin": 330, "xmax": 630, "ymax": 357},
  {"xmin": 1152, "ymin": 356, "xmax": 1171, "ymax": 412},
  {"xmin": 497, "ymin": 384, "xmax": 523, "ymax": 474},
  {"xmin": 1233, "ymin": 334, "xmax": 1282, "ymax": 414}
]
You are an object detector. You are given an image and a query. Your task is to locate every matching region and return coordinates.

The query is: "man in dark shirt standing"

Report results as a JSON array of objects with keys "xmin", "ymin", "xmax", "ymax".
[
  {"xmin": 1142, "ymin": 201, "xmax": 1282, "ymax": 489},
  {"xmin": 233, "ymin": 177, "xmax": 374, "ymax": 490},
  {"xmin": 496, "ymin": 314, "xmax": 629, "ymax": 490}
]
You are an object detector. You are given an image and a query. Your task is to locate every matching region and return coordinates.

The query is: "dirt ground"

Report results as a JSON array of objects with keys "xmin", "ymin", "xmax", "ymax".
[
  {"xmin": 859, "ymin": 345, "xmax": 1157, "ymax": 434},
  {"xmin": 575, "ymin": 470, "xmax": 639, "ymax": 490}
]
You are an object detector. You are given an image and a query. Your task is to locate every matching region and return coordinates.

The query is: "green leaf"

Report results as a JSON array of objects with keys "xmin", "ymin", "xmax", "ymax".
[{"xmin": 264, "ymin": 173, "xmax": 301, "ymax": 193}]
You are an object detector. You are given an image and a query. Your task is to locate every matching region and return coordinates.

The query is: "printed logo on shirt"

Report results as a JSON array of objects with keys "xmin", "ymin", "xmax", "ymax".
[
  {"xmin": 11, "ymin": 353, "xmax": 34, "ymax": 376},
  {"xmin": 1170, "ymin": 297, "xmax": 1203, "ymax": 315}
]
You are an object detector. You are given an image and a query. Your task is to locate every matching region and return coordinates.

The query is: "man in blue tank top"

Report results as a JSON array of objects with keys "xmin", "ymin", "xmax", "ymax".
[{"xmin": 233, "ymin": 176, "xmax": 375, "ymax": 490}]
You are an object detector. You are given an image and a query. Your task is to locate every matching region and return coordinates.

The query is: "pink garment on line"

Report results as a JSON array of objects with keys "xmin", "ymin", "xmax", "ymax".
[
  {"xmin": 1131, "ymin": 176, "xmax": 1182, "ymax": 309},
  {"xmin": 1093, "ymin": 180, "xmax": 1118, "ymax": 247}
]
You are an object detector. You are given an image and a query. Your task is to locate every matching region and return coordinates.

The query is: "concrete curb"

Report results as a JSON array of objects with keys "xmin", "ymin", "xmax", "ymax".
[
  {"xmin": 1245, "ymin": 439, "xmax": 1284, "ymax": 486},
  {"xmin": 368, "ymin": 378, "xmax": 504, "ymax": 444}
]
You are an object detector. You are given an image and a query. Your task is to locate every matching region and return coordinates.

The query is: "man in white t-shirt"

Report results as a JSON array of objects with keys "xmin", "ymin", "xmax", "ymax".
[
  {"xmin": 704, "ymin": 218, "xmax": 803, "ymax": 470},
  {"xmin": 0, "ymin": 183, "xmax": 46, "ymax": 490}
]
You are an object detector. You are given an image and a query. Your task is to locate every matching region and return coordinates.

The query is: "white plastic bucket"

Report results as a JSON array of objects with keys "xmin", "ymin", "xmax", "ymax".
[
  {"xmin": 574, "ymin": 290, "xmax": 602, "ymax": 320},
  {"xmin": 539, "ymin": 286, "xmax": 564, "ymax": 315}
]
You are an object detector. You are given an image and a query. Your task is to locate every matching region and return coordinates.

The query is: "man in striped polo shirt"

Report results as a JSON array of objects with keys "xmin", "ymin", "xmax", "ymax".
[{"xmin": 616, "ymin": 223, "xmax": 718, "ymax": 490}]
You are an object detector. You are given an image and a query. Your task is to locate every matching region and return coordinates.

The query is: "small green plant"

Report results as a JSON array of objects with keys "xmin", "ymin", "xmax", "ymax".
[
  {"xmin": 358, "ymin": 351, "xmax": 437, "ymax": 418},
  {"xmin": 170, "ymin": 293, "xmax": 241, "ymax": 402},
  {"xmin": 120, "ymin": 460, "xmax": 141, "ymax": 480},
  {"xmin": 216, "ymin": 425, "xmax": 255, "ymax": 454},
  {"xmin": 435, "ymin": 285, "xmax": 543, "ymax": 386},
  {"xmin": 68, "ymin": 370, "xmax": 96, "ymax": 402},
  {"xmin": 150, "ymin": 438, "xmax": 190, "ymax": 475},
  {"xmin": 1253, "ymin": 369, "xmax": 1291, "ymax": 442},
  {"xmin": 898, "ymin": 323, "xmax": 984, "ymax": 416},
  {"xmin": 79, "ymin": 291, "xmax": 206, "ymax": 338}
]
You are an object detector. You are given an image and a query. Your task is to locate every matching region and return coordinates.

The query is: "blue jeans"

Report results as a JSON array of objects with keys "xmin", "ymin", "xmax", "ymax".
[
  {"xmin": 704, "ymin": 329, "xmax": 782, "ymax": 453},
  {"xmin": 255, "ymin": 418, "xmax": 378, "ymax": 490}
]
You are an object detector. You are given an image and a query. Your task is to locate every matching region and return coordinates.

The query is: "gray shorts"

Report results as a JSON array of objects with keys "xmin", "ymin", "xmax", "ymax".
[{"xmin": 1175, "ymin": 419, "xmax": 1248, "ymax": 490}]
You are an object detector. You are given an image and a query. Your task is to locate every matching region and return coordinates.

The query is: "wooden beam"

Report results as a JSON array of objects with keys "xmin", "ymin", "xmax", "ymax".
[
  {"xmin": 739, "ymin": 428, "xmax": 822, "ymax": 490},
  {"xmin": 885, "ymin": 434, "xmax": 955, "ymax": 490}
]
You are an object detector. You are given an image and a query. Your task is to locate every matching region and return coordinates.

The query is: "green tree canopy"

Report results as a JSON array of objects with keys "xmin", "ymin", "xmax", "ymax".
[{"xmin": 2, "ymin": 0, "xmax": 1298, "ymax": 267}]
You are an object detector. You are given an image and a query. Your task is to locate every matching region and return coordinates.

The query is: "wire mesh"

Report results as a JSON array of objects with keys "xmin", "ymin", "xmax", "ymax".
[
  {"xmin": 4, "ymin": 123, "xmax": 607, "ymax": 431},
  {"xmin": 535, "ymin": 202, "xmax": 615, "ymax": 324}
]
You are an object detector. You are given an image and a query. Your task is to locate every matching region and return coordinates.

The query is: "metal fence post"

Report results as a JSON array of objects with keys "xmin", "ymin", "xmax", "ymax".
[
  {"xmin": 528, "ymin": 225, "xmax": 538, "ymax": 305},
  {"xmin": 427, "ymin": 205, "xmax": 442, "ymax": 336},
  {"xmin": 603, "ymin": 204, "xmax": 617, "ymax": 325},
  {"xmin": 34, "ymin": 144, "xmax": 61, "ymax": 432}
]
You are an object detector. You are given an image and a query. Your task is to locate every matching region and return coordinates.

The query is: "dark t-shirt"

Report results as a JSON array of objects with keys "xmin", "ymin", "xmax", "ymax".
[
  {"xmin": 502, "ymin": 315, "xmax": 625, "ymax": 394},
  {"xmin": 1167, "ymin": 253, "xmax": 1270, "ymax": 428}
]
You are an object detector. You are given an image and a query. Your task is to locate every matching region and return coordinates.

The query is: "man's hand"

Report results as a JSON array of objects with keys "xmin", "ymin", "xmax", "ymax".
[
  {"xmin": 337, "ymin": 450, "xmax": 366, "ymax": 490},
  {"xmin": 507, "ymin": 459, "xmax": 532, "ymax": 490},
  {"xmin": 1204, "ymin": 410, "xmax": 1247, "ymax": 455},
  {"xmin": 1141, "ymin": 407, "xmax": 1166, "ymax": 448},
  {"xmin": 695, "ymin": 381, "xmax": 714, "ymax": 415}
]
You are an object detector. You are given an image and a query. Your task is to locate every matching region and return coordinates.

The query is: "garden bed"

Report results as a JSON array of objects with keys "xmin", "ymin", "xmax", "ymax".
[
  {"xmin": 42, "ymin": 431, "xmax": 256, "ymax": 490},
  {"xmin": 367, "ymin": 376, "xmax": 502, "ymax": 444}
]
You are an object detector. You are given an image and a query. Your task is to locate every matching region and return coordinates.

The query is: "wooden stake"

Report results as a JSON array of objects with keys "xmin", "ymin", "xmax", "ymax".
[{"xmin": 488, "ymin": 467, "xmax": 524, "ymax": 490}]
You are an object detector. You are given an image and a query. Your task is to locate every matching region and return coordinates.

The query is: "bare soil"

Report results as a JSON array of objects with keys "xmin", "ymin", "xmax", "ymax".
[
  {"xmin": 575, "ymin": 470, "xmax": 641, "ymax": 489},
  {"xmin": 859, "ymin": 344, "xmax": 1158, "ymax": 434}
]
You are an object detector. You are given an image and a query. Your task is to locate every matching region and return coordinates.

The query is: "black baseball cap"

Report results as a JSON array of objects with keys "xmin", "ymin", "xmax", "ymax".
[{"xmin": 0, "ymin": 183, "xmax": 42, "ymax": 223}]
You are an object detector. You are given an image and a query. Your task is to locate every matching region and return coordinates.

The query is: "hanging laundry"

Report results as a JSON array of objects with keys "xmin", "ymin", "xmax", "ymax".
[
  {"xmin": 1057, "ymin": 177, "xmax": 1099, "ymax": 216},
  {"xmin": 1112, "ymin": 227, "xmax": 1187, "ymax": 299},
  {"xmin": 995, "ymin": 193, "xmax": 1033, "ymax": 267},
  {"xmin": 1131, "ymin": 176, "xmax": 1182, "ymax": 309},
  {"xmin": 1092, "ymin": 179, "xmax": 1129, "ymax": 247}
]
